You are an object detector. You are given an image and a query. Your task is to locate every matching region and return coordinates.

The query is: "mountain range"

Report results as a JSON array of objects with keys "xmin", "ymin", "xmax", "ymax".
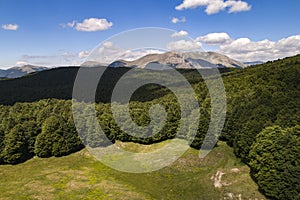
[
  {"xmin": 0, "ymin": 52, "xmax": 246, "ymax": 78},
  {"xmin": 108, "ymin": 51, "xmax": 246, "ymax": 69}
]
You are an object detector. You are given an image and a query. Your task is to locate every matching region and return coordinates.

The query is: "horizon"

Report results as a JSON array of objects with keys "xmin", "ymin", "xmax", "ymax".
[
  {"xmin": 1, "ymin": 0, "xmax": 300, "ymax": 69},
  {"xmin": 1, "ymin": 50, "xmax": 272, "ymax": 70}
]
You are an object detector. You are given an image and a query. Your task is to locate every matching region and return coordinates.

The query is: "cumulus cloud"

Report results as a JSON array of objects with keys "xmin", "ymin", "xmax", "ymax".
[
  {"xmin": 117, "ymin": 49, "xmax": 165, "ymax": 61},
  {"xmin": 171, "ymin": 17, "xmax": 186, "ymax": 24},
  {"xmin": 97, "ymin": 41, "xmax": 120, "ymax": 56},
  {"xmin": 78, "ymin": 50, "xmax": 90, "ymax": 59},
  {"xmin": 196, "ymin": 32, "xmax": 232, "ymax": 45},
  {"xmin": 15, "ymin": 61, "xmax": 29, "ymax": 66},
  {"xmin": 226, "ymin": 0, "xmax": 252, "ymax": 13},
  {"xmin": 2, "ymin": 24, "xmax": 19, "ymax": 31},
  {"xmin": 205, "ymin": 0, "xmax": 227, "ymax": 14},
  {"xmin": 218, "ymin": 35, "xmax": 300, "ymax": 62},
  {"xmin": 167, "ymin": 40, "xmax": 202, "ymax": 51},
  {"xmin": 175, "ymin": 0, "xmax": 251, "ymax": 15},
  {"xmin": 102, "ymin": 41, "xmax": 113, "ymax": 48},
  {"xmin": 87, "ymin": 41, "xmax": 165, "ymax": 63},
  {"xmin": 172, "ymin": 30, "xmax": 189, "ymax": 38},
  {"xmin": 78, "ymin": 34, "xmax": 300, "ymax": 63},
  {"xmin": 65, "ymin": 18, "xmax": 113, "ymax": 32}
]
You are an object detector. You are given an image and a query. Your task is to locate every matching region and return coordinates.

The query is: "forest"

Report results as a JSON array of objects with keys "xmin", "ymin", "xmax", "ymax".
[{"xmin": 0, "ymin": 55, "xmax": 299, "ymax": 200}]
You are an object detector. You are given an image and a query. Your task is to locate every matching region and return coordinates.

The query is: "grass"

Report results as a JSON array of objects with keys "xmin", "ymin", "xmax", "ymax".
[{"xmin": 0, "ymin": 141, "xmax": 266, "ymax": 200}]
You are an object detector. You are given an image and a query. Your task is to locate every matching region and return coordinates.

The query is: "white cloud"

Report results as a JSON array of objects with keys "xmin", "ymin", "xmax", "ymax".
[
  {"xmin": 172, "ymin": 30, "xmax": 189, "ymax": 38},
  {"xmin": 15, "ymin": 61, "xmax": 29, "ymax": 66},
  {"xmin": 196, "ymin": 32, "xmax": 232, "ymax": 45},
  {"xmin": 167, "ymin": 40, "xmax": 202, "ymax": 51},
  {"xmin": 176, "ymin": 0, "xmax": 208, "ymax": 10},
  {"xmin": 205, "ymin": 0, "xmax": 227, "ymax": 15},
  {"xmin": 102, "ymin": 41, "xmax": 113, "ymax": 48},
  {"xmin": 78, "ymin": 51, "xmax": 90, "ymax": 59},
  {"xmin": 275, "ymin": 35, "xmax": 300, "ymax": 52},
  {"xmin": 218, "ymin": 35, "xmax": 300, "ymax": 62},
  {"xmin": 225, "ymin": 0, "xmax": 252, "ymax": 13},
  {"xmin": 67, "ymin": 21, "xmax": 76, "ymax": 28},
  {"xmin": 175, "ymin": 0, "xmax": 251, "ymax": 15},
  {"xmin": 66, "ymin": 18, "xmax": 113, "ymax": 32},
  {"xmin": 117, "ymin": 49, "xmax": 165, "ymax": 61},
  {"xmin": 17, "ymin": 52, "xmax": 80, "ymax": 67},
  {"xmin": 2, "ymin": 24, "xmax": 19, "ymax": 31},
  {"xmin": 91, "ymin": 41, "xmax": 165, "ymax": 63},
  {"xmin": 78, "ymin": 40, "xmax": 166, "ymax": 64},
  {"xmin": 97, "ymin": 41, "xmax": 120, "ymax": 56},
  {"xmin": 171, "ymin": 17, "xmax": 186, "ymax": 24}
]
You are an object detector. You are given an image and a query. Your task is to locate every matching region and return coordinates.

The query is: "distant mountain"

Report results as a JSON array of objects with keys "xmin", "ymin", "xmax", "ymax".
[
  {"xmin": 80, "ymin": 61, "xmax": 107, "ymax": 67},
  {"xmin": 0, "ymin": 65, "xmax": 48, "ymax": 78},
  {"xmin": 0, "ymin": 54, "xmax": 299, "ymax": 106},
  {"xmin": 244, "ymin": 61, "xmax": 264, "ymax": 66},
  {"xmin": 108, "ymin": 51, "xmax": 246, "ymax": 69}
]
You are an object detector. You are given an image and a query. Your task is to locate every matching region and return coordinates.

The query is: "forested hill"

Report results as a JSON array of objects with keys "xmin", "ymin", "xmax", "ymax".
[
  {"xmin": 0, "ymin": 55, "xmax": 299, "ymax": 106},
  {"xmin": 0, "ymin": 66, "xmax": 233, "ymax": 105},
  {"xmin": 0, "ymin": 55, "xmax": 299, "ymax": 199},
  {"xmin": 0, "ymin": 67, "xmax": 135, "ymax": 105}
]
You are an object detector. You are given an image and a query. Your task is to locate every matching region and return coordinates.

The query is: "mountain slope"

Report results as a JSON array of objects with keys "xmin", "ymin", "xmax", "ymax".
[
  {"xmin": 0, "ymin": 65, "xmax": 48, "ymax": 78},
  {"xmin": 0, "ymin": 66, "xmax": 235, "ymax": 105},
  {"xmin": 109, "ymin": 51, "xmax": 246, "ymax": 69}
]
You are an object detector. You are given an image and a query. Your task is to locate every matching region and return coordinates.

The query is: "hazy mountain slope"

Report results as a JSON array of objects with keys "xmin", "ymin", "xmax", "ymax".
[
  {"xmin": 0, "ymin": 65, "xmax": 48, "ymax": 78},
  {"xmin": 109, "ymin": 51, "xmax": 246, "ymax": 69}
]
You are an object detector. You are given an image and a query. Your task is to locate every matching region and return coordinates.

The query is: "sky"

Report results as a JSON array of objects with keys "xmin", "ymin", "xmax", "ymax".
[{"xmin": 0, "ymin": 0, "xmax": 300, "ymax": 69}]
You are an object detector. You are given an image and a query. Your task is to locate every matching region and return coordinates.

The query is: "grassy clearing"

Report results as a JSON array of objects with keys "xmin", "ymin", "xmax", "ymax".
[{"xmin": 0, "ymin": 141, "xmax": 265, "ymax": 200}]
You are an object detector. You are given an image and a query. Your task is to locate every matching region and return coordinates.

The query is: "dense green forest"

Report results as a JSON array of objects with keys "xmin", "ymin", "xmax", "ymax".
[
  {"xmin": 0, "ymin": 55, "xmax": 299, "ymax": 199},
  {"xmin": 0, "ymin": 66, "xmax": 233, "ymax": 105}
]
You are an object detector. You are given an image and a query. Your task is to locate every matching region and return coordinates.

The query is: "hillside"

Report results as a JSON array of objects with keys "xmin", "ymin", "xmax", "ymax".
[
  {"xmin": 0, "ymin": 66, "xmax": 234, "ymax": 105},
  {"xmin": 0, "ymin": 140, "xmax": 265, "ymax": 200},
  {"xmin": 0, "ymin": 65, "xmax": 48, "ymax": 78},
  {"xmin": 109, "ymin": 51, "xmax": 246, "ymax": 69},
  {"xmin": 0, "ymin": 54, "xmax": 299, "ymax": 199}
]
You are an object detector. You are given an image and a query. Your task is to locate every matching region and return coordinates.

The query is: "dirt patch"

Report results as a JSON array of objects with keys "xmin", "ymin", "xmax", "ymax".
[
  {"xmin": 93, "ymin": 179, "xmax": 148, "ymax": 200},
  {"xmin": 230, "ymin": 168, "xmax": 240, "ymax": 173},
  {"xmin": 25, "ymin": 180, "xmax": 55, "ymax": 200},
  {"xmin": 66, "ymin": 180, "xmax": 90, "ymax": 192},
  {"xmin": 223, "ymin": 193, "xmax": 242, "ymax": 200},
  {"xmin": 211, "ymin": 171, "xmax": 225, "ymax": 188}
]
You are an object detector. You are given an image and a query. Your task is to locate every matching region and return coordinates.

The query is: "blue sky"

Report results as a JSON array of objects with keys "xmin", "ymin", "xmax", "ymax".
[{"xmin": 0, "ymin": 0, "xmax": 300, "ymax": 68}]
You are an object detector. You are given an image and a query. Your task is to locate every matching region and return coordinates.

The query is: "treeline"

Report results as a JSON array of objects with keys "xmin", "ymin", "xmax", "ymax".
[{"xmin": 0, "ymin": 95, "xmax": 212, "ymax": 164}]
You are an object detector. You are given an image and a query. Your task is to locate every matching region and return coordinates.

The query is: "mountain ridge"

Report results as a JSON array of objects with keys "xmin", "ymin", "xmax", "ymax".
[
  {"xmin": 108, "ymin": 51, "xmax": 246, "ymax": 69},
  {"xmin": 0, "ymin": 65, "xmax": 48, "ymax": 78},
  {"xmin": 0, "ymin": 52, "xmax": 248, "ymax": 78}
]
